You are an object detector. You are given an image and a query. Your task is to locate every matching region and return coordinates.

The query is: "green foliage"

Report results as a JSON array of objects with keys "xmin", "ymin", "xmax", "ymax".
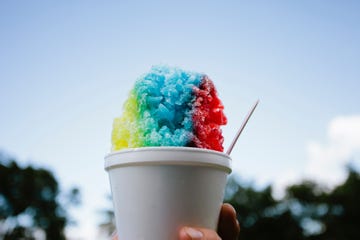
[
  {"xmin": 225, "ymin": 177, "xmax": 303, "ymax": 240},
  {"xmin": 308, "ymin": 168, "xmax": 360, "ymax": 240},
  {"xmin": 225, "ymin": 167, "xmax": 360, "ymax": 240},
  {"xmin": 0, "ymin": 152, "xmax": 80, "ymax": 240}
]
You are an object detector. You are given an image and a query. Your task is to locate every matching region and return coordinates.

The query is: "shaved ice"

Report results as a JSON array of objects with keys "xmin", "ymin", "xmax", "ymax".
[{"xmin": 112, "ymin": 66, "xmax": 227, "ymax": 152}]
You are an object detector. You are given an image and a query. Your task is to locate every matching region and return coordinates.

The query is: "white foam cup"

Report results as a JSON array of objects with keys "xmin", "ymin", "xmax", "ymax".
[{"xmin": 105, "ymin": 147, "xmax": 232, "ymax": 240}]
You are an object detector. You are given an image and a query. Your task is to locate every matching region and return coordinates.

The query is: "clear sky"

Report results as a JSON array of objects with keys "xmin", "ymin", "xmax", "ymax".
[{"xmin": 1, "ymin": 1, "xmax": 360, "ymax": 239}]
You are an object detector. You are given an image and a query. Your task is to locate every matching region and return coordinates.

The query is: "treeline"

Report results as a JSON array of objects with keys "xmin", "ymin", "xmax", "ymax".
[
  {"xmin": 0, "ymin": 153, "xmax": 80, "ymax": 240},
  {"xmin": 225, "ymin": 167, "xmax": 360, "ymax": 239}
]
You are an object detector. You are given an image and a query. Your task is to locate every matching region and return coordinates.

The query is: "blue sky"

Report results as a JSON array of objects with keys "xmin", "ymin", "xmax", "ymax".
[{"xmin": 1, "ymin": 1, "xmax": 360, "ymax": 239}]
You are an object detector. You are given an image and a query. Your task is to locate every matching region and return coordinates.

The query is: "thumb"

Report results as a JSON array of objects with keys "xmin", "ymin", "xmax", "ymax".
[{"xmin": 179, "ymin": 227, "xmax": 221, "ymax": 240}]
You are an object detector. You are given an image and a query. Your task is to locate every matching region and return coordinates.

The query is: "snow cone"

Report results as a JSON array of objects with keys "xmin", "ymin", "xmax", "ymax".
[{"xmin": 105, "ymin": 66, "xmax": 231, "ymax": 240}]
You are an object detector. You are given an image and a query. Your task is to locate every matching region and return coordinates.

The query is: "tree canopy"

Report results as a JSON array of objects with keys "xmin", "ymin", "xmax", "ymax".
[
  {"xmin": 225, "ymin": 167, "xmax": 360, "ymax": 239},
  {"xmin": 0, "ymin": 152, "xmax": 80, "ymax": 240}
]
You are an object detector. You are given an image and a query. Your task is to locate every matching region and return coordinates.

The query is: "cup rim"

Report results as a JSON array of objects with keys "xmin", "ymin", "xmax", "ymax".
[{"xmin": 105, "ymin": 147, "xmax": 232, "ymax": 173}]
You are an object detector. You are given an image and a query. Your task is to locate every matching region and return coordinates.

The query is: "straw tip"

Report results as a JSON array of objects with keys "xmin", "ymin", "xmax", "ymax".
[{"xmin": 225, "ymin": 99, "xmax": 260, "ymax": 155}]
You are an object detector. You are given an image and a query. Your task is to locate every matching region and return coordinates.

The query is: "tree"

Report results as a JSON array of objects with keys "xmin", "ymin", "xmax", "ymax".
[
  {"xmin": 226, "ymin": 168, "xmax": 360, "ymax": 240},
  {"xmin": 286, "ymin": 167, "xmax": 360, "ymax": 240},
  {"xmin": 0, "ymin": 152, "xmax": 80, "ymax": 240},
  {"xmin": 224, "ymin": 176, "xmax": 304, "ymax": 240}
]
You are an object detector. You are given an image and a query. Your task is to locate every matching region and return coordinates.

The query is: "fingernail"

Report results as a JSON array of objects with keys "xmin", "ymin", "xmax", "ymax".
[
  {"xmin": 185, "ymin": 227, "xmax": 203, "ymax": 239},
  {"xmin": 225, "ymin": 203, "xmax": 236, "ymax": 215}
]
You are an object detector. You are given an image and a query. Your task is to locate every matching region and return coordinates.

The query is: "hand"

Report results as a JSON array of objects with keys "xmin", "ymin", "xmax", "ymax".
[
  {"xmin": 112, "ymin": 203, "xmax": 240, "ymax": 240},
  {"xmin": 178, "ymin": 203, "xmax": 240, "ymax": 240}
]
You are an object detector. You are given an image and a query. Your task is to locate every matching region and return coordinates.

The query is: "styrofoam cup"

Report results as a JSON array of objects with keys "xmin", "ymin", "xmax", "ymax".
[{"xmin": 105, "ymin": 147, "xmax": 232, "ymax": 240}]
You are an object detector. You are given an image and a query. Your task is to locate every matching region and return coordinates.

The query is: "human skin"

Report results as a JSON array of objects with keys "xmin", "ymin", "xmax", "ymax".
[{"xmin": 112, "ymin": 203, "xmax": 240, "ymax": 240}]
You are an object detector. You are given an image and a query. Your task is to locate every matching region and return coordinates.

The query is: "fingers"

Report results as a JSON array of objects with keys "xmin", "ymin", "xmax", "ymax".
[
  {"xmin": 178, "ymin": 203, "xmax": 240, "ymax": 240},
  {"xmin": 217, "ymin": 203, "xmax": 240, "ymax": 240},
  {"xmin": 114, "ymin": 203, "xmax": 240, "ymax": 240},
  {"xmin": 179, "ymin": 227, "xmax": 221, "ymax": 240},
  {"xmin": 111, "ymin": 231, "xmax": 118, "ymax": 240}
]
